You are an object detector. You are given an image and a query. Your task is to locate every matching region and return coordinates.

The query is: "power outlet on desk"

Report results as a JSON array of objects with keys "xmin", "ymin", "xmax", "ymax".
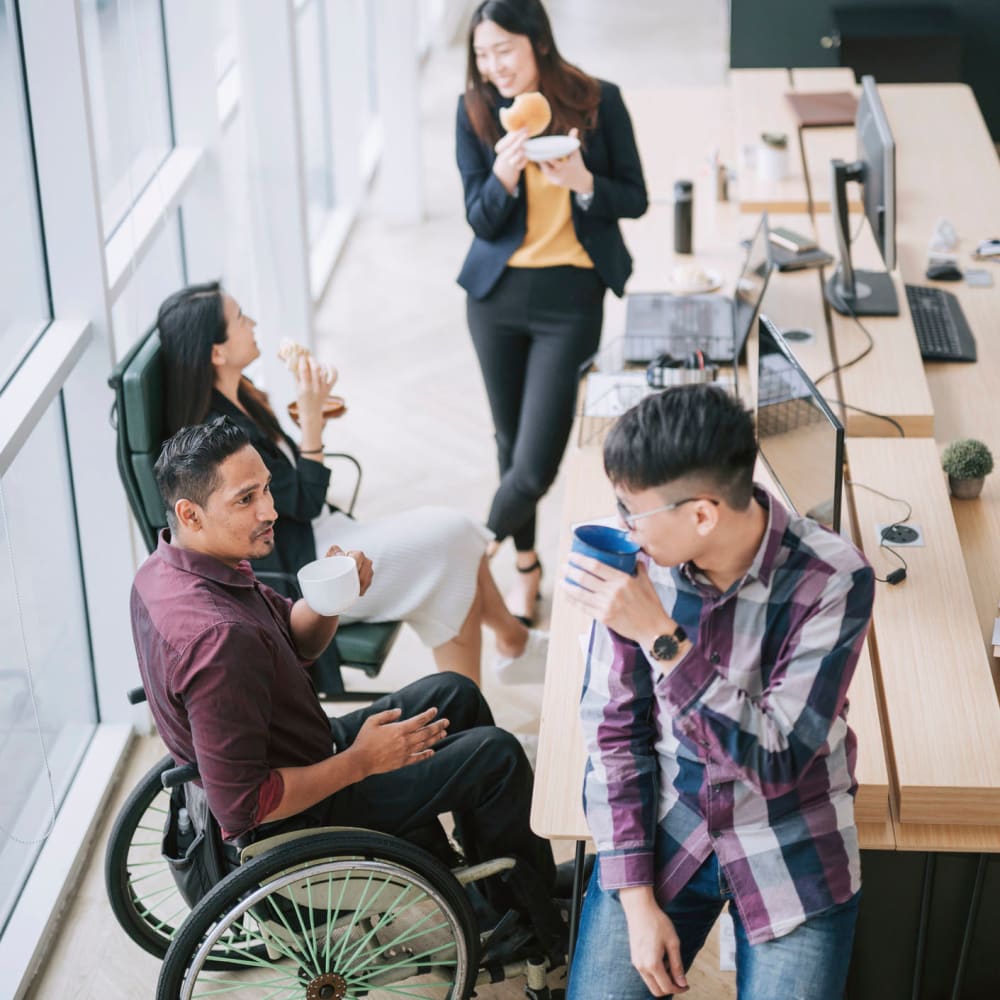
[{"xmin": 875, "ymin": 523, "xmax": 925, "ymax": 547}]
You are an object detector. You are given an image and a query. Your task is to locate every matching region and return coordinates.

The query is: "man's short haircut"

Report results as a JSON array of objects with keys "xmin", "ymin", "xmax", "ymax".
[
  {"xmin": 603, "ymin": 384, "xmax": 758, "ymax": 509},
  {"xmin": 154, "ymin": 417, "xmax": 252, "ymax": 529}
]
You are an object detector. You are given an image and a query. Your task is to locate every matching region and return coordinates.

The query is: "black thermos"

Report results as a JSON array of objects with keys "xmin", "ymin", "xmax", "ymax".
[{"xmin": 673, "ymin": 180, "xmax": 693, "ymax": 254}]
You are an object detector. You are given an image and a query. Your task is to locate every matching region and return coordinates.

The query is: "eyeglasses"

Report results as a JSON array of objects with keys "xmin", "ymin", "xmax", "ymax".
[{"xmin": 615, "ymin": 496, "xmax": 720, "ymax": 530}]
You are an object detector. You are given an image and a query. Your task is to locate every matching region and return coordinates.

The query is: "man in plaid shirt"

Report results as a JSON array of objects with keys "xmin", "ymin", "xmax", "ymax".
[{"xmin": 563, "ymin": 385, "xmax": 874, "ymax": 998}]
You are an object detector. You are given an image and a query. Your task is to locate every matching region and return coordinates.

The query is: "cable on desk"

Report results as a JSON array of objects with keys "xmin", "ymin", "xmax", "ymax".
[
  {"xmin": 815, "ymin": 302, "xmax": 875, "ymax": 386},
  {"xmin": 824, "ymin": 399, "xmax": 905, "ymax": 438},
  {"xmin": 845, "ymin": 479, "xmax": 911, "ymax": 585}
]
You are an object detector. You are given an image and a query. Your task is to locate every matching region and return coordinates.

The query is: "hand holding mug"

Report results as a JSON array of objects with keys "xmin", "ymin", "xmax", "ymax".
[{"xmin": 325, "ymin": 544, "xmax": 374, "ymax": 597}]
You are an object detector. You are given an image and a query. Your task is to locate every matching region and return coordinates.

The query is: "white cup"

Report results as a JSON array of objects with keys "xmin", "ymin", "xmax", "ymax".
[
  {"xmin": 757, "ymin": 142, "xmax": 789, "ymax": 183},
  {"xmin": 297, "ymin": 555, "xmax": 360, "ymax": 616}
]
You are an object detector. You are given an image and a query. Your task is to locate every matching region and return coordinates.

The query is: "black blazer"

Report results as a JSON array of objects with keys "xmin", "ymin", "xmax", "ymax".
[
  {"xmin": 456, "ymin": 80, "xmax": 648, "ymax": 300},
  {"xmin": 209, "ymin": 391, "xmax": 331, "ymax": 588}
]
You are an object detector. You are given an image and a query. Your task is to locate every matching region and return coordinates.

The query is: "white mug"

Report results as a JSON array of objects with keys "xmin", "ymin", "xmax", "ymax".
[
  {"xmin": 757, "ymin": 142, "xmax": 789, "ymax": 183},
  {"xmin": 297, "ymin": 555, "xmax": 360, "ymax": 616}
]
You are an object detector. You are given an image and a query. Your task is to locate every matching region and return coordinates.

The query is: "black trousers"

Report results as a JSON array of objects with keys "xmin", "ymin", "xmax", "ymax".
[
  {"xmin": 468, "ymin": 266, "xmax": 605, "ymax": 551},
  {"xmin": 252, "ymin": 673, "xmax": 562, "ymax": 948}
]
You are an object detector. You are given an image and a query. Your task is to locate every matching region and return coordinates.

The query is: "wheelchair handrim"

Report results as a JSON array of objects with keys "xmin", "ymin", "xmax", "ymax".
[{"xmin": 178, "ymin": 857, "xmax": 470, "ymax": 1000}]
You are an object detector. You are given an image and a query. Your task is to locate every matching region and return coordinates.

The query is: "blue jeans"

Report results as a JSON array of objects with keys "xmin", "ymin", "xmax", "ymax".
[{"xmin": 568, "ymin": 854, "xmax": 859, "ymax": 1000}]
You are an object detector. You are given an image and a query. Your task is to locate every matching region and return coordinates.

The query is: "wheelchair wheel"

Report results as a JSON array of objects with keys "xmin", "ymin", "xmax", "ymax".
[
  {"xmin": 158, "ymin": 829, "xmax": 479, "ymax": 1000},
  {"xmin": 105, "ymin": 754, "xmax": 188, "ymax": 958}
]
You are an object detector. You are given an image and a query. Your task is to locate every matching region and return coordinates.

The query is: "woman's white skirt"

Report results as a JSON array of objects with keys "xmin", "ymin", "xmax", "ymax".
[{"xmin": 313, "ymin": 506, "xmax": 492, "ymax": 648}]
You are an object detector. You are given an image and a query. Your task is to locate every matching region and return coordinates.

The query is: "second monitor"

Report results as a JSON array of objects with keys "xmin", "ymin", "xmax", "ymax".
[{"xmin": 825, "ymin": 75, "xmax": 899, "ymax": 317}]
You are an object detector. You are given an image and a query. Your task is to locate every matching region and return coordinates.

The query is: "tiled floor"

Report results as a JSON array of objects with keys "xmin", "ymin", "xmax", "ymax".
[{"xmin": 26, "ymin": 3, "xmax": 736, "ymax": 997}]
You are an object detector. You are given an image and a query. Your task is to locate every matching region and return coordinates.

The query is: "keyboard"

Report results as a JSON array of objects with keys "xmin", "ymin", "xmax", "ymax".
[{"xmin": 904, "ymin": 284, "xmax": 978, "ymax": 362}]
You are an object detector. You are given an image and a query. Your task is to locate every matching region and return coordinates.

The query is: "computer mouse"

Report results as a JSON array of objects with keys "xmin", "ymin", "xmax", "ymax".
[{"xmin": 926, "ymin": 262, "xmax": 963, "ymax": 281}]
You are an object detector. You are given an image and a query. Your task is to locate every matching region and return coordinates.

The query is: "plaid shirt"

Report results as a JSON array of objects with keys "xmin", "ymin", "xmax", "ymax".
[{"xmin": 579, "ymin": 486, "xmax": 875, "ymax": 945}]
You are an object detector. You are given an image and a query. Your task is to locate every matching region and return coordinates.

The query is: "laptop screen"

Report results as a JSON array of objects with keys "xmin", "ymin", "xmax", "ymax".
[{"xmin": 732, "ymin": 213, "xmax": 774, "ymax": 360}]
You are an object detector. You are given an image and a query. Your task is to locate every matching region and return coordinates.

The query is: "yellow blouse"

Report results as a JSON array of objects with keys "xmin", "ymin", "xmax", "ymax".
[{"xmin": 507, "ymin": 163, "xmax": 594, "ymax": 269}]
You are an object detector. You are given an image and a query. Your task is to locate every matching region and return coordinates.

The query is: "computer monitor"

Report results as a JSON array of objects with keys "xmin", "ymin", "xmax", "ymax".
[
  {"xmin": 756, "ymin": 316, "xmax": 845, "ymax": 533},
  {"xmin": 825, "ymin": 75, "xmax": 899, "ymax": 317}
]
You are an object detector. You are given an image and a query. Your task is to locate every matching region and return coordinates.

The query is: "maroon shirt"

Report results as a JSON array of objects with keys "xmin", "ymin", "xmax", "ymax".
[{"xmin": 130, "ymin": 532, "xmax": 334, "ymax": 837}]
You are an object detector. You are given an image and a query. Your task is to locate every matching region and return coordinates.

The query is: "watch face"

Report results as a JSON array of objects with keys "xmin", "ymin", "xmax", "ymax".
[{"xmin": 652, "ymin": 633, "xmax": 680, "ymax": 661}]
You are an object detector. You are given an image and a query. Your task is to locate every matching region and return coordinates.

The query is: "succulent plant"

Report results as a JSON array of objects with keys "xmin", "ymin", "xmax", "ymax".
[
  {"xmin": 941, "ymin": 439, "xmax": 994, "ymax": 480},
  {"xmin": 760, "ymin": 131, "xmax": 788, "ymax": 149}
]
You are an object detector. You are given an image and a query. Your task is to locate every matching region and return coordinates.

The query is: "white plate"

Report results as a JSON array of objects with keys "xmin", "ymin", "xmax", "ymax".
[
  {"xmin": 665, "ymin": 268, "xmax": 723, "ymax": 295},
  {"xmin": 523, "ymin": 135, "xmax": 580, "ymax": 162}
]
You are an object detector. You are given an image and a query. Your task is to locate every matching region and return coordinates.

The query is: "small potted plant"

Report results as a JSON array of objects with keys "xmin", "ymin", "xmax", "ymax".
[{"xmin": 941, "ymin": 438, "xmax": 994, "ymax": 498}]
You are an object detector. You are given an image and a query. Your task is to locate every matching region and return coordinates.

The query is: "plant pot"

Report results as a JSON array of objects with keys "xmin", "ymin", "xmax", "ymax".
[{"xmin": 948, "ymin": 475, "xmax": 985, "ymax": 499}]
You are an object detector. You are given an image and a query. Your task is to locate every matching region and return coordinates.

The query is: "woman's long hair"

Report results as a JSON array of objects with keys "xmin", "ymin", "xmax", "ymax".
[
  {"xmin": 464, "ymin": 0, "xmax": 600, "ymax": 146},
  {"xmin": 157, "ymin": 282, "xmax": 283, "ymax": 442}
]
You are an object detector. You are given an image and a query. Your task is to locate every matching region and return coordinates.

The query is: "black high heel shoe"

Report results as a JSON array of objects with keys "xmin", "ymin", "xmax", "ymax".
[{"xmin": 513, "ymin": 559, "xmax": 542, "ymax": 628}]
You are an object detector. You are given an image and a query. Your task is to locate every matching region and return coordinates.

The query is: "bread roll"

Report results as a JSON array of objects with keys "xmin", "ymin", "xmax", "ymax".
[
  {"xmin": 277, "ymin": 338, "xmax": 334, "ymax": 383},
  {"xmin": 498, "ymin": 91, "xmax": 551, "ymax": 137}
]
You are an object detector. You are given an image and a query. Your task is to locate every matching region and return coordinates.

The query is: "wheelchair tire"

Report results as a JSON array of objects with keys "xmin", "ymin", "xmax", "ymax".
[
  {"xmin": 105, "ymin": 753, "xmax": 187, "ymax": 958},
  {"xmin": 157, "ymin": 829, "xmax": 479, "ymax": 1000}
]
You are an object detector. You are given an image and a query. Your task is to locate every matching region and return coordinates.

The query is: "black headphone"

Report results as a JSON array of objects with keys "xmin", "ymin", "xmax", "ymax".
[{"xmin": 646, "ymin": 350, "xmax": 720, "ymax": 388}]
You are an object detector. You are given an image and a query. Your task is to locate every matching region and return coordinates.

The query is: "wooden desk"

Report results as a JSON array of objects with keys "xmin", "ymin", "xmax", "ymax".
[
  {"xmin": 623, "ymin": 86, "xmax": 734, "ymax": 206},
  {"xmin": 531, "ymin": 450, "xmax": 609, "ymax": 842},
  {"xmin": 880, "ymin": 84, "xmax": 1000, "ymax": 661},
  {"xmin": 730, "ymin": 69, "xmax": 812, "ymax": 215},
  {"xmin": 845, "ymin": 438, "xmax": 1000, "ymax": 826}
]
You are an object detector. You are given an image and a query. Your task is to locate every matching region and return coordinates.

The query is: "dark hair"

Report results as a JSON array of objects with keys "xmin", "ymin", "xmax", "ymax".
[
  {"xmin": 603, "ymin": 385, "xmax": 758, "ymax": 509},
  {"xmin": 464, "ymin": 0, "xmax": 600, "ymax": 145},
  {"xmin": 157, "ymin": 281, "xmax": 283, "ymax": 442},
  {"xmin": 154, "ymin": 417, "xmax": 251, "ymax": 529}
]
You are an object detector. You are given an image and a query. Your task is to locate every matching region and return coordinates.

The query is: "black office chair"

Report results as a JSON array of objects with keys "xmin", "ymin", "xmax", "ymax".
[{"xmin": 108, "ymin": 323, "xmax": 399, "ymax": 699}]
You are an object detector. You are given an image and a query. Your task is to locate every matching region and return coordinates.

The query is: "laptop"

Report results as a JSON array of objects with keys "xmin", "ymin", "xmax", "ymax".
[{"xmin": 622, "ymin": 213, "xmax": 773, "ymax": 365}]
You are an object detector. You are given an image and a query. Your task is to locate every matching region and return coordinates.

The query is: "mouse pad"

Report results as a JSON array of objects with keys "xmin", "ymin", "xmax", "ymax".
[{"xmin": 965, "ymin": 269, "xmax": 994, "ymax": 288}]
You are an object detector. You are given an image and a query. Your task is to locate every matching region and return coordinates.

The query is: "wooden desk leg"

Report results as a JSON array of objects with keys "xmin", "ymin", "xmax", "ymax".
[{"xmin": 567, "ymin": 840, "xmax": 587, "ymax": 969}]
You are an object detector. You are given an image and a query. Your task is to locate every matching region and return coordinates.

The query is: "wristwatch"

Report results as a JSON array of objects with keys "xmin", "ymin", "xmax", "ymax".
[{"xmin": 649, "ymin": 625, "xmax": 688, "ymax": 662}]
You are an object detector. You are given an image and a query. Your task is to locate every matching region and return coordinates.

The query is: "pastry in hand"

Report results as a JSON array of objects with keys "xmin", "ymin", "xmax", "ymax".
[
  {"xmin": 277, "ymin": 337, "xmax": 335, "ymax": 384},
  {"xmin": 498, "ymin": 91, "xmax": 551, "ymax": 137},
  {"xmin": 278, "ymin": 338, "xmax": 345, "ymax": 422}
]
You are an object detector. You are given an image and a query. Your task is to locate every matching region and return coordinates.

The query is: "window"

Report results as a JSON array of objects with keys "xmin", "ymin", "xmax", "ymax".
[
  {"xmin": 0, "ymin": 0, "xmax": 51, "ymax": 393},
  {"xmin": 296, "ymin": 0, "xmax": 335, "ymax": 245},
  {"xmin": 110, "ymin": 213, "xmax": 185, "ymax": 356},
  {"xmin": 0, "ymin": 399, "xmax": 97, "ymax": 932},
  {"xmin": 80, "ymin": 0, "xmax": 174, "ymax": 237}
]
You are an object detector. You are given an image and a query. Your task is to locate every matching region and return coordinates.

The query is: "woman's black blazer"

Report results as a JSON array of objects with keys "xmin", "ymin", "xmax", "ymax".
[{"xmin": 456, "ymin": 80, "xmax": 648, "ymax": 300}]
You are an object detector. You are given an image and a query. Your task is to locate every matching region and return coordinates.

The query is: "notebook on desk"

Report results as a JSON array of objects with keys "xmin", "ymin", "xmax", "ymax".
[
  {"xmin": 785, "ymin": 90, "xmax": 858, "ymax": 127},
  {"xmin": 622, "ymin": 213, "xmax": 774, "ymax": 365}
]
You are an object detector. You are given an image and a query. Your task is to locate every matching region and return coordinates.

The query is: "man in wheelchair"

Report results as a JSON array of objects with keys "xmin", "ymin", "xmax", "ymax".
[{"xmin": 130, "ymin": 416, "xmax": 566, "ymax": 967}]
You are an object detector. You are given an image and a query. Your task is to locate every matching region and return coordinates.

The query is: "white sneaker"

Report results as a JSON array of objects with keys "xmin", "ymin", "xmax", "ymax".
[{"xmin": 494, "ymin": 629, "xmax": 549, "ymax": 685}]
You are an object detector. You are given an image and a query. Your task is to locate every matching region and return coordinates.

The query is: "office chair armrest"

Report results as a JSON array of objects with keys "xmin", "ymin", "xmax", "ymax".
[{"xmin": 325, "ymin": 452, "xmax": 362, "ymax": 517}]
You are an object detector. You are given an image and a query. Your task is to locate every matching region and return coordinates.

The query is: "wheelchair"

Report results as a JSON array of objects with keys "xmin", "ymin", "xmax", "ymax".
[{"xmin": 105, "ymin": 734, "xmax": 567, "ymax": 998}]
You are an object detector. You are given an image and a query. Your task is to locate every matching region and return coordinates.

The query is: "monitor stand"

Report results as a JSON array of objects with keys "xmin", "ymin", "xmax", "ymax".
[
  {"xmin": 824, "ymin": 158, "xmax": 900, "ymax": 317},
  {"xmin": 825, "ymin": 268, "xmax": 899, "ymax": 316}
]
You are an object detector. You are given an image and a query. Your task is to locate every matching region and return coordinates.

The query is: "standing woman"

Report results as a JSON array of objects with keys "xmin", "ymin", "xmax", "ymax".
[{"xmin": 457, "ymin": 0, "xmax": 647, "ymax": 623}]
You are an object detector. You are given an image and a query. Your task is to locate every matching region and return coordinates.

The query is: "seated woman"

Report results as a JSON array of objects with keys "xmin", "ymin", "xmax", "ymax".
[{"xmin": 157, "ymin": 281, "xmax": 545, "ymax": 686}]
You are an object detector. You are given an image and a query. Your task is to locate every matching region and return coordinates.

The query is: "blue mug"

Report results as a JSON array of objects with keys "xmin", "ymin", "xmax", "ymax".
[{"xmin": 568, "ymin": 525, "xmax": 640, "ymax": 586}]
